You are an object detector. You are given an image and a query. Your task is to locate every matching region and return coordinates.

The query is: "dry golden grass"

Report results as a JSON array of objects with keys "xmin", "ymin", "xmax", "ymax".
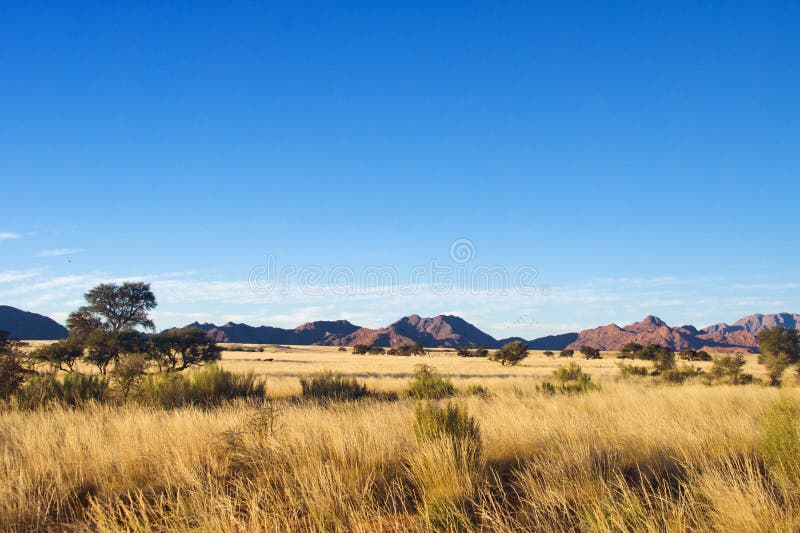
[{"xmin": 1, "ymin": 346, "xmax": 795, "ymax": 531}]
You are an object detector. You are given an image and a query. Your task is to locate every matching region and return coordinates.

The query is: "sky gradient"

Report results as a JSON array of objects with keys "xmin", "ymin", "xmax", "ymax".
[{"xmin": 2, "ymin": 2, "xmax": 799, "ymax": 337}]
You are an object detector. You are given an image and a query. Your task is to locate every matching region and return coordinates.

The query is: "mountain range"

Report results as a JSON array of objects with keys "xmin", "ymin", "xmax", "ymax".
[
  {"xmin": 2, "ymin": 302, "xmax": 797, "ymax": 353},
  {"xmin": 182, "ymin": 312, "xmax": 800, "ymax": 352}
]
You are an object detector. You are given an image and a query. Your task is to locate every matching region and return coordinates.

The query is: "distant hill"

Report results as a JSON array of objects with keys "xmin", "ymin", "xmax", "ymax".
[
  {"xmin": 566, "ymin": 313, "xmax": 800, "ymax": 352},
  {"xmin": 185, "ymin": 320, "xmax": 360, "ymax": 345},
  {"xmin": 177, "ymin": 312, "xmax": 800, "ymax": 351},
  {"xmin": 0, "ymin": 305, "xmax": 68, "ymax": 340}
]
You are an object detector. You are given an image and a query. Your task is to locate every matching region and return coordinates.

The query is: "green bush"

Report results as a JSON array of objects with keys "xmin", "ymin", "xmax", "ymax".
[
  {"xmin": 660, "ymin": 364, "xmax": 703, "ymax": 384},
  {"xmin": 16, "ymin": 373, "xmax": 108, "ymax": 408},
  {"xmin": 543, "ymin": 350, "xmax": 555, "ymax": 358},
  {"xmin": 138, "ymin": 365, "xmax": 266, "ymax": 408},
  {"xmin": 678, "ymin": 349, "xmax": 712, "ymax": 361},
  {"xmin": 617, "ymin": 362, "xmax": 649, "ymax": 377},
  {"xmin": 708, "ymin": 354, "xmax": 753, "ymax": 385},
  {"xmin": 618, "ymin": 342, "xmax": 643, "ymax": 359},
  {"xmin": 408, "ymin": 364, "xmax": 455, "ymax": 400},
  {"xmin": 300, "ymin": 371, "xmax": 369, "ymax": 401},
  {"xmin": 352, "ymin": 344, "xmax": 370, "ymax": 355},
  {"xmin": 559, "ymin": 349, "xmax": 574, "ymax": 358},
  {"xmin": 414, "ymin": 401, "xmax": 481, "ymax": 445},
  {"xmin": 538, "ymin": 362, "xmax": 598, "ymax": 395},
  {"xmin": 580, "ymin": 346, "xmax": 602, "ymax": 359},
  {"xmin": 759, "ymin": 397, "xmax": 800, "ymax": 479}
]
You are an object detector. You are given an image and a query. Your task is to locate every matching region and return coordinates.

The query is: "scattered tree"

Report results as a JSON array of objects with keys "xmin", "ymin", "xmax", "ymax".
[
  {"xmin": 758, "ymin": 327, "xmax": 800, "ymax": 386},
  {"xmin": 543, "ymin": 350, "xmax": 555, "ymax": 358},
  {"xmin": 489, "ymin": 341, "xmax": 529, "ymax": 366},
  {"xmin": 558, "ymin": 349, "xmax": 575, "ymax": 358},
  {"xmin": 149, "ymin": 327, "xmax": 222, "ymax": 372},
  {"xmin": 352, "ymin": 345, "xmax": 370, "ymax": 355},
  {"xmin": 30, "ymin": 336, "xmax": 85, "ymax": 372},
  {"xmin": 0, "ymin": 331, "xmax": 34, "ymax": 398}
]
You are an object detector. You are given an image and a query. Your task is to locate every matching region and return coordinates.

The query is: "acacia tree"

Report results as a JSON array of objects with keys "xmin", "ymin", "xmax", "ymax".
[
  {"xmin": 149, "ymin": 327, "xmax": 222, "ymax": 372},
  {"xmin": 490, "ymin": 341, "xmax": 529, "ymax": 366},
  {"xmin": 68, "ymin": 282, "xmax": 157, "ymax": 334},
  {"xmin": 64, "ymin": 282, "xmax": 156, "ymax": 374},
  {"xmin": 30, "ymin": 336, "xmax": 85, "ymax": 372},
  {"xmin": 758, "ymin": 326, "xmax": 800, "ymax": 386}
]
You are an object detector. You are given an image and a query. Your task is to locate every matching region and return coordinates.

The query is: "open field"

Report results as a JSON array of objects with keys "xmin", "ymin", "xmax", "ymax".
[
  {"xmin": 2, "ymin": 345, "xmax": 798, "ymax": 531},
  {"xmin": 216, "ymin": 344, "xmax": 770, "ymax": 395}
]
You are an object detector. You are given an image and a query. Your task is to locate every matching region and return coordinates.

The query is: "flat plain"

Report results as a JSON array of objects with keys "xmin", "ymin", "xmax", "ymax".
[{"xmin": 1, "ymin": 344, "xmax": 796, "ymax": 532}]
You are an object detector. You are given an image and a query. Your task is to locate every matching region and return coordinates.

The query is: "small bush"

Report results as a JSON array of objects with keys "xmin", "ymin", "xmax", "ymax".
[
  {"xmin": 759, "ymin": 397, "xmax": 800, "ymax": 479},
  {"xmin": 708, "ymin": 353, "xmax": 753, "ymax": 385},
  {"xmin": 618, "ymin": 342, "xmax": 643, "ymax": 359},
  {"xmin": 457, "ymin": 346, "xmax": 488, "ymax": 358},
  {"xmin": 16, "ymin": 373, "xmax": 108, "ymax": 408},
  {"xmin": 300, "ymin": 371, "xmax": 369, "ymax": 401},
  {"xmin": 414, "ymin": 401, "xmax": 480, "ymax": 443},
  {"xmin": 660, "ymin": 364, "xmax": 702, "ymax": 384},
  {"xmin": 408, "ymin": 364, "xmax": 455, "ymax": 400},
  {"xmin": 138, "ymin": 365, "xmax": 266, "ymax": 408},
  {"xmin": 352, "ymin": 344, "xmax": 370, "ymax": 355},
  {"xmin": 538, "ymin": 362, "xmax": 598, "ymax": 395},
  {"xmin": 464, "ymin": 383, "xmax": 492, "ymax": 398},
  {"xmin": 678, "ymin": 349, "xmax": 712, "ymax": 361},
  {"xmin": 580, "ymin": 346, "xmax": 602, "ymax": 359},
  {"xmin": 559, "ymin": 349, "xmax": 574, "ymax": 358},
  {"xmin": 543, "ymin": 350, "xmax": 555, "ymax": 358},
  {"xmin": 617, "ymin": 362, "xmax": 648, "ymax": 377},
  {"xmin": 337, "ymin": 346, "xmax": 347, "ymax": 352},
  {"xmin": 368, "ymin": 347, "xmax": 386, "ymax": 355}
]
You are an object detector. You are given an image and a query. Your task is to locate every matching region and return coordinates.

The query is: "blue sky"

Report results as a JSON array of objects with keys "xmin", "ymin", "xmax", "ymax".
[{"xmin": 1, "ymin": 2, "xmax": 799, "ymax": 337}]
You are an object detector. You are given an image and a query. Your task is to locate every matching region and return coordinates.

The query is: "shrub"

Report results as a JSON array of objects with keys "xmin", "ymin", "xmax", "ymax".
[
  {"xmin": 580, "ymin": 346, "xmax": 602, "ymax": 359},
  {"xmin": 708, "ymin": 353, "xmax": 753, "ymax": 385},
  {"xmin": 651, "ymin": 347, "xmax": 677, "ymax": 374},
  {"xmin": 352, "ymin": 344, "xmax": 370, "ymax": 355},
  {"xmin": 138, "ymin": 365, "xmax": 266, "ymax": 408},
  {"xmin": 414, "ymin": 401, "xmax": 481, "ymax": 446},
  {"xmin": 543, "ymin": 350, "xmax": 555, "ymax": 358},
  {"xmin": 300, "ymin": 371, "xmax": 369, "ymax": 401},
  {"xmin": 638, "ymin": 344, "xmax": 672, "ymax": 361},
  {"xmin": 618, "ymin": 342, "xmax": 643, "ymax": 359},
  {"xmin": 16, "ymin": 373, "xmax": 108, "ymax": 408},
  {"xmin": 337, "ymin": 346, "xmax": 347, "ymax": 352},
  {"xmin": 617, "ymin": 362, "xmax": 648, "ymax": 377},
  {"xmin": 368, "ymin": 347, "xmax": 386, "ymax": 355},
  {"xmin": 538, "ymin": 362, "xmax": 598, "ymax": 395},
  {"xmin": 489, "ymin": 341, "xmax": 529, "ymax": 366},
  {"xmin": 678, "ymin": 349, "xmax": 712, "ymax": 362},
  {"xmin": 759, "ymin": 397, "xmax": 800, "ymax": 479},
  {"xmin": 660, "ymin": 364, "xmax": 703, "ymax": 384},
  {"xmin": 559, "ymin": 349, "xmax": 574, "ymax": 358},
  {"xmin": 457, "ymin": 346, "xmax": 488, "ymax": 358},
  {"xmin": 464, "ymin": 383, "xmax": 492, "ymax": 398},
  {"xmin": 408, "ymin": 364, "xmax": 455, "ymax": 400}
]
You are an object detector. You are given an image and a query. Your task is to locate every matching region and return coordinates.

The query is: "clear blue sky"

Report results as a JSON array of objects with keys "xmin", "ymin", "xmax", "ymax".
[{"xmin": 1, "ymin": 2, "xmax": 799, "ymax": 337}]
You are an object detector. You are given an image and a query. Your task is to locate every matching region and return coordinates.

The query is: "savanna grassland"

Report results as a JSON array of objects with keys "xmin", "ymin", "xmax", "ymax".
[{"xmin": 2, "ymin": 346, "xmax": 800, "ymax": 532}]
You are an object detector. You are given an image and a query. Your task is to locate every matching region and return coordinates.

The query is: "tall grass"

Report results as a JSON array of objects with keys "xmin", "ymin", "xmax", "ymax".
[{"xmin": 0, "ymin": 379, "xmax": 798, "ymax": 531}]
